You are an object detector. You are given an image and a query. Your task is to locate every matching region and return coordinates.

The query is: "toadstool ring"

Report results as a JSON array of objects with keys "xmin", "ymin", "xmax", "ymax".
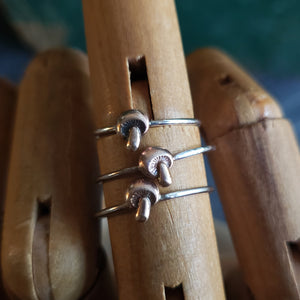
[
  {"xmin": 95, "ymin": 178, "xmax": 213, "ymax": 222},
  {"xmin": 97, "ymin": 145, "xmax": 215, "ymax": 187}
]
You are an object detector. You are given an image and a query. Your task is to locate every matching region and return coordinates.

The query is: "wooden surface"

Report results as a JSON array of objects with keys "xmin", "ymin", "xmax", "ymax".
[
  {"xmin": 83, "ymin": 1, "xmax": 225, "ymax": 299},
  {"xmin": 0, "ymin": 79, "xmax": 17, "ymax": 299},
  {"xmin": 1, "ymin": 49, "xmax": 100, "ymax": 299},
  {"xmin": 188, "ymin": 48, "xmax": 300, "ymax": 299}
]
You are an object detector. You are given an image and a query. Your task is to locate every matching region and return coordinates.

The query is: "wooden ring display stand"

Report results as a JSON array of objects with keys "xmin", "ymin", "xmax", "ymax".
[
  {"xmin": 1, "ymin": 49, "xmax": 100, "ymax": 299},
  {"xmin": 83, "ymin": 0, "xmax": 225, "ymax": 299},
  {"xmin": 188, "ymin": 48, "xmax": 300, "ymax": 300}
]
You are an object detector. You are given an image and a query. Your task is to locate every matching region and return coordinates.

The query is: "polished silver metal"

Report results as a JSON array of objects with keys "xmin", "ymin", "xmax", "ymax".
[
  {"xmin": 150, "ymin": 118, "xmax": 200, "ymax": 127},
  {"xmin": 95, "ymin": 110, "xmax": 149, "ymax": 151},
  {"xmin": 94, "ymin": 109, "xmax": 201, "ymax": 151},
  {"xmin": 97, "ymin": 145, "xmax": 214, "ymax": 186},
  {"xmin": 95, "ymin": 178, "xmax": 213, "ymax": 222},
  {"xmin": 117, "ymin": 110, "xmax": 149, "ymax": 151},
  {"xmin": 127, "ymin": 126, "xmax": 141, "ymax": 151}
]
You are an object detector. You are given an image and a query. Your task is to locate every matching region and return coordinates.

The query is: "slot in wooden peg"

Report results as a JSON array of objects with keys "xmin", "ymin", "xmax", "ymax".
[
  {"xmin": 1, "ymin": 49, "xmax": 100, "ymax": 299},
  {"xmin": 83, "ymin": 1, "xmax": 225, "ymax": 299},
  {"xmin": 187, "ymin": 48, "xmax": 300, "ymax": 299}
]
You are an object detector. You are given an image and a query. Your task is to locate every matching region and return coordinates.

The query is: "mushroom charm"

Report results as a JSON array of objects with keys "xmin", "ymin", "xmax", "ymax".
[
  {"xmin": 94, "ymin": 109, "xmax": 201, "ymax": 151},
  {"xmin": 97, "ymin": 145, "xmax": 214, "ymax": 186},
  {"xmin": 116, "ymin": 110, "xmax": 149, "ymax": 151},
  {"xmin": 95, "ymin": 178, "xmax": 213, "ymax": 222},
  {"xmin": 126, "ymin": 179, "xmax": 160, "ymax": 222},
  {"xmin": 139, "ymin": 147, "xmax": 173, "ymax": 187}
]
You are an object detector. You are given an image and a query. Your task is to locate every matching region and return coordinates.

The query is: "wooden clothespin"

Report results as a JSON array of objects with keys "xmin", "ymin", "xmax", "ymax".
[
  {"xmin": 83, "ymin": 1, "xmax": 225, "ymax": 299},
  {"xmin": 188, "ymin": 48, "xmax": 300, "ymax": 299},
  {"xmin": 1, "ymin": 49, "xmax": 102, "ymax": 299}
]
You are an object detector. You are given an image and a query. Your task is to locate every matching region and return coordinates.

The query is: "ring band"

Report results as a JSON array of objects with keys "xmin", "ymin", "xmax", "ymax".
[
  {"xmin": 97, "ymin": 145, "xmax": 214, "ymax": 187},
  {"xmin": 95, "ymin": 178, "xmax": 213, "ymax": 222},
  {"xmin": 94, "ymin": 109, "xmax": 201, "ymax": 151},
  {"xmin": 94, "ymin": 118, "xmax": 200, "ymax": 137}
]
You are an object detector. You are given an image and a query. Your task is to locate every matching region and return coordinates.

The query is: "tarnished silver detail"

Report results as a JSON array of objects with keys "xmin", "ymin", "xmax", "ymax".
[
  {"xmin": 97, "ymin": 145, "xmax": 214, "ymax": 186},
  {"xmin": 135, "ymin": 197, "xmax": 151, "ymax": 222},
  {"xmin": 95, "ymin": 178, "xmax": 213, "ymax": 222},
  {"xmin": 139, "ymin": 147, "xmax": 173, "ymax": 186},
  {"xmin": 126, "ymin": 179, "xmax": 160, "ymax": 208},
  {"xmin": 116, "ymin": 110, "xmax": 149, "ymax": 151},
  {"xmin": 94, "ymin": 109, "xmax": 201, "ymax": 150},
  {"xmin": 125, "ymin": 179, "xmax": 159, "ymax": 222},
  {"xmin": 158, "ymin": 162, "xmax": 172, "ymax": 187}
]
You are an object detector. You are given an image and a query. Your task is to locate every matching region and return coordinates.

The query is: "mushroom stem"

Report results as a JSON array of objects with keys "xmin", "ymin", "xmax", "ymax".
[
  {"xmin": 126, "ymin": 127, "xmax": 141, "ymax": 151},
  {"xmin": 136, "ymin": 197, "xmax": 151, "ymax": 222},
  {"xmin": 158, "ymin": 162, "xmax": 172, "ymax": 187}
]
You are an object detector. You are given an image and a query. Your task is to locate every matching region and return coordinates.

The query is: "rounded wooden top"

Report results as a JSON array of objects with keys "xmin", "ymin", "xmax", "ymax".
[
  {"xmin": 187, "ymin": 48, "xmax": 282, "ymax": 141},
  {"xmin": 2, "ymin": 48, "xmax": 99, "ymax": 299},
  {"xmin": 25, "ymin": 48, "xmax": 90, "ymax": 79}
]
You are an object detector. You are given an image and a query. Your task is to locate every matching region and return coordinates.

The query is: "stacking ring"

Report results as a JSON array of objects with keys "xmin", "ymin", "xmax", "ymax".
[
  {"xmin": 95, "ymin": 178, "xmax": 213, "ymax": 222},
  {"xmin": 94, "ymin": 109, "xmax": 200, "ymax": 151},
  {"xmin": 97, "ymin": 145, "xmax": 214, "ymax": 187}
]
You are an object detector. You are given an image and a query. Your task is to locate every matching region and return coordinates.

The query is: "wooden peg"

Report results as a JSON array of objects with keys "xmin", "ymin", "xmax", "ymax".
[
  {"xmin": 83, "ymin": 1, "xmax": 225, "ymax": 299},
  {"xmin": 0, "ymin": 79, "xmax": 17, "ymax": 299},
  {"xmin": 187, "ymin": 48, "xmax": 300, "ymax": 299},
  {"xmin": 1, "ymin": 49, "xmax": 100, "ymax": 299}
]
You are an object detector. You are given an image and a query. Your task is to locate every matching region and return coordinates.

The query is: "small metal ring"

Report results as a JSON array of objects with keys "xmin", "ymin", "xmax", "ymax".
[
  {"xmin": 95, "ymin": 181, "xmax": 213, "ymax": 220},
  {"xmin": 94, "ymin": 111, "xmax": 200, "ymax": 138},
  {"xmin": 96, "ymin": 145, "xmax": 215, "ymax": 185}
]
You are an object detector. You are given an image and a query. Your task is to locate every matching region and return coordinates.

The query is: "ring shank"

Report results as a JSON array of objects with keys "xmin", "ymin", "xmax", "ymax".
[
  {"xmin": 95, "ymin": 118, "xmax": 200, "ymax": 137},
  {"xmin": 97, "ymin": 146, "xmax": 214, "ymax": 183},
  {"xmin": 95, "ymin": 186, "xmax": 213, "ymax": 218},
  {"xmin": 149, "ymin": 118, "xmax": 200, "ymax": 127}
]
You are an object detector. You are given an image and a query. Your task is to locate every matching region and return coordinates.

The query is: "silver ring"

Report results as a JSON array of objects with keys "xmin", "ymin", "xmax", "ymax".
[
  {"xmin": 97, "ymin": 145, "xmax": 215, "ymax": 187},
  {"xmin": 95, "ymin": 178, "xmax": 213, "ymax": 222},
  {"xmin": 94, "ymin": 110, "xmax": 200, "ymax": 151}
]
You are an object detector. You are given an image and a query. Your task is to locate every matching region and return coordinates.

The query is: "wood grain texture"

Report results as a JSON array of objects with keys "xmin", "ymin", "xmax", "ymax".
[
  {"xmin": 187, "ymin": 48, "xmax": 282, "ymax": 141},
  {"xmin": 1, "ymin": 49, "xmax": 100, "ymax": 299},
  {"xmin": 83, "ymin": 1, "xmax": 225, "ymax": 299},
  {"xmin": 187, "ymin": 48, "xmax": 300, "ymax": 299},
  {"xmin": 0, "ymin": 79, "xmax": 17, "ymax": 300}
]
